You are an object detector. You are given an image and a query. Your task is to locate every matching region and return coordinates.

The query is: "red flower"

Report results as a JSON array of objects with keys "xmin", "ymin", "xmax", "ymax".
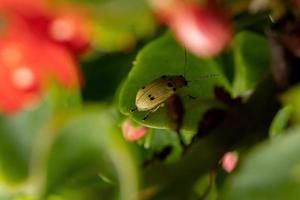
[
  {"xmin": 0, "ymin": 0, "xmax": 91, "ymax": 55},
  {"xmin": 0, "ymin": 13, "xmax": 81, "ymax": 114},
  {"xmin": 0, "ymin": 0, "xmax": 46, "ymax": 15}
]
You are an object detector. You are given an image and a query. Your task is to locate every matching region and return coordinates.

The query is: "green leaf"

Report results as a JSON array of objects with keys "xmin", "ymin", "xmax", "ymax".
[
  {"xmin": 141, "ymin": 75, "xmax": 279, "ymax": 199},
  {"xmin": 281, "ymin": 84, "xmax": 300, "ymax": 123},
  {"xmin": 81, "ymin": 52, "xmax": 135, "ymax": 102},
  {"xmin": 0, "ymin": 83, "xmax": 81, "ymax": 192},
  {"xmin": 232, "ymin": 31, "xmax": 270, "ymax": 96},
  {"xmin": 193, "ymin": 173, "xmax": 218, "ymax": 200},
  {"xmin": 269, "ymin": 105, "xmax": 292, "ymax": 137},
  {"xmin": 141, "ymin": 128, "xmax": 183, "ymax": 163},
  {"xmin": 91, "ymin": 0, "xmax": 156, "ymax": 49},
  {"xmin": 0, "ymin": 103, "xmax": 50, "ymax": 186},
  {"xmin": 55, "ymin": 0, "xmax": 157, "ymax": 52},
  {"xmin": 42, "ymin": 107, "xmax": 139, "ymax": 200},
  {"xmin": 223, "ymin": 127, "xmax": 300, "ymax": 200},
  {"xmin": 118, "ymin": 32, "xmax": 230, "ymax": 131}
]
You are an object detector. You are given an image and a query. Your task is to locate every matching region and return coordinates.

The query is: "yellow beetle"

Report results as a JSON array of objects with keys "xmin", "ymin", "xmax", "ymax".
[{"xmin": 131, "ymin": 75, "xmax": 188, "ymax": 120}]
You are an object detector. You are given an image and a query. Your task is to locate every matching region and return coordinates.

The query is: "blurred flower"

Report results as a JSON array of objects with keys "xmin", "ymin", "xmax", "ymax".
[
  {"xmin": 49, "ymin": 11, "xmax": 91, "ymax": 55},
  {"xmin": 122, "ymin": 119, "xmax": 148, "ymax": 141},
  {"xmin": 149, "ymin": 0, "xmax": 232, "ymax": 57},
  {"xmin": 0, "ymin": 0, "xmax": 91, "ymax": 55},
  {"xmin": 222, "ymin": 151, "xmax": 239, "ymax": 173},
  {"xmin": 0, "ymin": 0, "xmax": 46, "ymax": 15},
  {"xmin": 0, "ymin": 12, "xmax": 81, "ymax": 114}
]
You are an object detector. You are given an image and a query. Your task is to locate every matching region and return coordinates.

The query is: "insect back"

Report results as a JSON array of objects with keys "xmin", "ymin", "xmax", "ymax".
[{"xmin": 135, "ymin": 75, "xmax": 187, "ymax": 111}]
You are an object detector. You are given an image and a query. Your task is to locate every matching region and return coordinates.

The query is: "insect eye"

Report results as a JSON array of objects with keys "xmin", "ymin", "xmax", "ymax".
[
  {"xmin": 184, "ymin": 81, "xmax": 188, "ymax": 86},
  {"xmin": 167, "ymin": 82, "xmax": 173, "ymax": 87},
  {"xmin": 142, "ymin": 86, "xmax": 146, "ymax": 89}
]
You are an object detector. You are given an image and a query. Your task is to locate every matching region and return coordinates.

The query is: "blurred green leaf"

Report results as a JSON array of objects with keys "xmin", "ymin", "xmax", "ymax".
[
  {"xmin": 223, "ymin": 127, "xmax": 300, "ymax": 200},
  {"xmin": 42, "ymin": 107, "xmax": 139, "ymax": 200},
  {"xmin": 232, "ymin": 31, "xmax": 270, "ymax": 96},
  {"xmin": 0, "ymin": 83, "xmax": 81, "ymax": 191},
  {"xmin": 142, "ymin": 128, "xmax": 182, "ymax": 163},
  {"xmin": 234, "ymin": 12, "xmax": 272, "ymax": 33},
  {"xmin": 0, "ymin": 103, "xmax": 50, "ymax": 186},
  {"xmin": 193, "ymin": 173, "xmax": 218, "ymax": 200},
  {"xmin": 56, "ymin": 0, "xmax": 157, "ymax": 52},
  {"xmin": 281, "ymin": 85, "xmax": 300, "ymax": 123},
  {"xmin": 119, "ymin": 32, "xmax": 230, "ymax": 131},
  {"xmin": 47, "ymin": 84, "xmax": 82, "ymax": 112},
  {"xmin": 81, "ymin": 52, "xmax": 135, "ymax": 102},
  {"xmin": 269, "ymin": 105, "xmax": 292, "ymax": 137}
]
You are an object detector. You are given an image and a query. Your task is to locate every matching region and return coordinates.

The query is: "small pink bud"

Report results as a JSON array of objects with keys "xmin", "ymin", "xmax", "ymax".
[
  {"xmin": 222, "ymin": 151, "xmax": 238, "ymax": 173},
  {"xmin": 122, "ymin": 119, "xmax": 148, "ymax": 142}
]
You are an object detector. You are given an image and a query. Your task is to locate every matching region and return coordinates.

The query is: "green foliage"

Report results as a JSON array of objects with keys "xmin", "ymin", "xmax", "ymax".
[
  {"xmin": 223, "ymin": 127, "xmax": 300, "ymax": 200},
  {"xmin": 119, "ymin": 32, "xmax": 230, "ymax": 131},
  {"xmin": 81, "ymin": 52, "xmax": 136, "ymax": 102},
  {"xmin": 55, "ymin": 0, "xmax": 156, "ymax": 52},
  {"xmin": 0, "ymin": 28, "xmax": 275, "ymax": 199},
  {"xmin": 269, "ymin": 105, "xmax": 292, "ymax": 137},
  {"xmin": 281, "ymin": 85, "xmax": 300, "ymax": 123},
  {"xmin": 0, "ymin": 104, "xmax": 49, "ymax": 186},
  {"xmin": 1, "ymin": 0, "xmax": 300, "ymax": 199},
  {"xmin": 232, "ymin": 31, "xmax": 270, "ymax": 96},
  {"xmin": 43, "ymin": 108, "xmax": 139, "ymax": 200}
]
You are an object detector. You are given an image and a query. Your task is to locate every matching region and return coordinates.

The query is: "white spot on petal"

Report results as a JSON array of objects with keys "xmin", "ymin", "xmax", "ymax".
[
  {"xmin": 50, "ymin": 18, "xmax": 75, "ymax": 42},
  {"xmin": 12, "ymin": 66, "xmax": 36, "ymax": 90}
]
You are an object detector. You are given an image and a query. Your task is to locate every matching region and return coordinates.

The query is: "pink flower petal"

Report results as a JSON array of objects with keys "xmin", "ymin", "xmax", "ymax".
[{"xmin": 169, "ymin": 5, "xmax": 232, "ymax": 58}]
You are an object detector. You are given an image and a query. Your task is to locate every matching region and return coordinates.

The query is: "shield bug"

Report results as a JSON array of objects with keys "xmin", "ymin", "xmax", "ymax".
[{"xmin": 131, "ymin": 49, "xmax": 219, "ymax": 121}]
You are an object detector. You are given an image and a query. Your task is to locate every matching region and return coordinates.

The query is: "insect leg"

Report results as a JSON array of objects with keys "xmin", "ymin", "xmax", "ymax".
[
  {"xmin": 143, "ymin": 112, "xmax": 151, "ymax": 121},
  {"xmin": 142, "ymin": 105, "xmax": 162, "ymax": 121}
]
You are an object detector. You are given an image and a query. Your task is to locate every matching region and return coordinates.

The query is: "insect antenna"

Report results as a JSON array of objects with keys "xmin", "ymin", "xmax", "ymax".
[
  {"xmin": 182, "ymin": 48, "xmax": 220, "ymax": 83},
  {"xmin": 187, "ymin": 74, "xmax": 220, "ymax": 82}
]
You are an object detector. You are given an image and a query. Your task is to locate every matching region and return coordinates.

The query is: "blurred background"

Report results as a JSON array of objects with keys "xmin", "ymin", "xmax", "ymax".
[{"xmin": 1, "ymin": 0, "xmax": 300, "ymax": 199}]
